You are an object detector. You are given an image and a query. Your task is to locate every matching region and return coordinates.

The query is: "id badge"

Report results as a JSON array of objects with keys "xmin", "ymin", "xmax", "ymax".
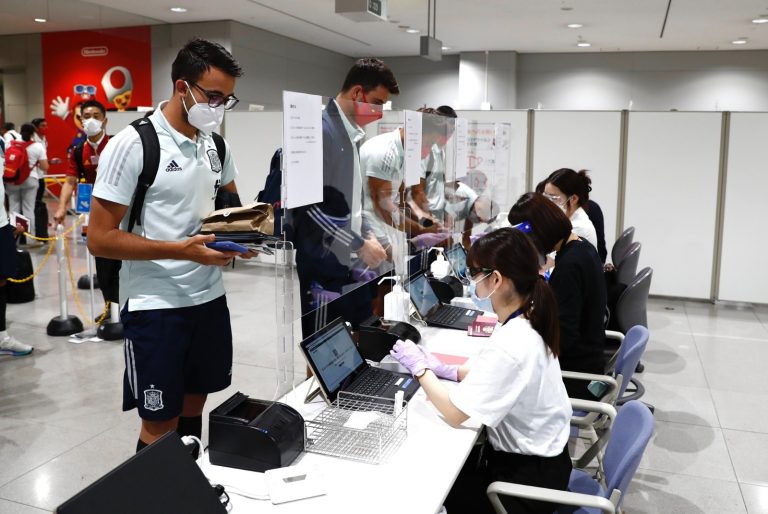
[{"xmin": 90, "ymin": 155, "xmax": 99, "ymax": 165}]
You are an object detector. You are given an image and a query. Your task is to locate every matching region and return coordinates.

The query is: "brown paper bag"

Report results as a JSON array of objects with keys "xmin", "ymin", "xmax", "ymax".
[{"xmin": 200, "ymin": 202, "xmax": 274, "ymax": 235}]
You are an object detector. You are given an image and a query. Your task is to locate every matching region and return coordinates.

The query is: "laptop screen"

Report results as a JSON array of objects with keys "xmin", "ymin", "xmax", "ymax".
[
  {"xmin": 407, "ymin": 274, "xmax": 441, "ymax": 318},
  {"xmin": 445, "ymin": 245, "xmax": 467, "ymax": 277},
  {"xmin": 303, "ymin": 320, "xmax": 366, "ymax": 397}
]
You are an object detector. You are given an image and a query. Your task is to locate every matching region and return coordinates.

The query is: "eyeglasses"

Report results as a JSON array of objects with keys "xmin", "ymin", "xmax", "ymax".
[
  {"xmin": 190, "ymin": 82, "xmax": 239, "ymax": 110},
  {"xmin": 463, "ymin": 266, "xmax": 493, "ymax": 281},
  {"xmin": 542, "ymin": 192, "xmax": 566, "ymax": 205}
]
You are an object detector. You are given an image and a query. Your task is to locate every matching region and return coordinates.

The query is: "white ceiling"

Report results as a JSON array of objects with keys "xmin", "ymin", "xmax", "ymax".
[{"xmin": 2, "ymin": 0, "xmax": 768, "ymax": 56}]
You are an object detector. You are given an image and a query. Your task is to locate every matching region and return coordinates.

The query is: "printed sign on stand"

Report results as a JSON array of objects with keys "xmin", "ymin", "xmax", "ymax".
[{"xmin": 76, "ymin": 183, "xmax": 93, "ymax": 214}]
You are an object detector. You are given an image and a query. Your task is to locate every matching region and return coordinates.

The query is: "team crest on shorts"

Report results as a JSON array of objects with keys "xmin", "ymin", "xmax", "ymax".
[
  {"xmin": 144, "ymin": 385, "xmax": 164, "ymax": 411},
  {"xmin": 207, "ymin": 148, "xmax": 222, "ymax": 173}
]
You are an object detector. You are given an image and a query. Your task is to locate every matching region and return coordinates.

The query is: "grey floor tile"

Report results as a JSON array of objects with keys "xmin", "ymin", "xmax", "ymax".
[
  {"xmin": 741, "ymin": 483, "xmax": 768, "ymax": 514},
  {"xmin": 622, "ymin": 470, "xmax": 747, "ymax": 514},
  {"xmin": 641, "ymin": 380, "xmax": 720, "ymax": 427},
  {"xmin": 0, "ymin": 499, "xmax": 49, "ymax": 514},
  {"xmin": 638, "ymin": 421, "xmax": 736, "ymax": 481},
  {"xmin": 685, "ymin": 301, "xmax": 768, "ymax": 340},
  {"xmin": 724, "ymin": 429, "xmax": 768, "ymax": 486},
  {"xmin": 695, "ymin": 335, "xmax": 768, "ymax": 394},
  {"xmin": 638, "ymin": 331, "xmax": 709, "ymax": 388},
  {"xmin": 711, "ymin": 389, "xmax": 768, "ymax": 433}
]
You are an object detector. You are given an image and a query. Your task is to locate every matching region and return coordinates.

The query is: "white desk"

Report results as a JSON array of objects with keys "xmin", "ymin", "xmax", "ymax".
[{"xmin": 200, "ymin": 325, "xmax": 488, "ymax": 514}]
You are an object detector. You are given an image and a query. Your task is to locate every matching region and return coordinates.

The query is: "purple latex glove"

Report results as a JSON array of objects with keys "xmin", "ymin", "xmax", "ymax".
[
  {"xmin": 410, "ymin": 232, "xmax": 451, "ymax": 250},
  {"xmin": 390, "ymin": 339, "xmax": 429, "ymax": 377},
  {"xmin": 351, "ymin": 268, "xmax": 378, "ymax": 283},
  {"xmin": 416, "ymin": 345, "xmax": 459, "ymax": 381},
  {"xmin": 310, "ymin": 286, "xmax": 341, "ymax": 306}
]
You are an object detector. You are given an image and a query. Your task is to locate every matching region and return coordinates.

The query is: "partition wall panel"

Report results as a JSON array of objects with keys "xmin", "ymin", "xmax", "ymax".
[
  {"xmin": 532, "ymin": 111, "xmax": 622, "ymax": 252},
  {"xmin": 624, "ymin": 112, "xmax": 722, "ymax": 299}
]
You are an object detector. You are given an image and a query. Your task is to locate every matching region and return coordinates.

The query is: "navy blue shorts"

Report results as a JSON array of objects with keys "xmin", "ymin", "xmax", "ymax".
[
  {"xmin": 121, "ymin": 295, "xmax": 233, "ymax": 421},
  {"xmin": 0, "ymin": 224, "xmax": 18, "ymax": 279}
]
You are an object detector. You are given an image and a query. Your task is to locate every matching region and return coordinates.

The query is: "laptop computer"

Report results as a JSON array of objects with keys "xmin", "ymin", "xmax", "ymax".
[
  {"xmin": 299, "ymin": 318, "xmax": 421, "ymax": 404},
  {"xmin": 407, "ymin": 272, "xmax": 482, "ymax": 330},
  {"xmin": 445, "ymin": 243, "xmax": 468, "ymax": 280},
  {"xmin": 56, "ymin": 432, "xmax": 226, "ymax": 514}
]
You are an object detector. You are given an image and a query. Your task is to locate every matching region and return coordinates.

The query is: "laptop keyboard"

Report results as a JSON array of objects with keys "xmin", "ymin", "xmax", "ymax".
[
  {"xmin": 350, "ymin": 367, "xmax": 399, "ymax": 397},
  {"xmin": 430, "ymin": 305, "xmax": 466, "ymax": 325}
]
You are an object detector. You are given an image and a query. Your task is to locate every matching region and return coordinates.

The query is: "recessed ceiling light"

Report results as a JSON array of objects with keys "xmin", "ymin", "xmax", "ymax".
[
  {"xmin": 577, "ymin": 42, "xmax": 591, "ymax": 47},
  {"xmin": 567, "ymin": 23, "xmax": 583, "ymax": 28},
  {"xmin": 34, "ymin": 18, "xmax": 47, "ymax": 22},
  {"xmin": 170, "ymin": 7, "xmax": 187, "ymax": 13},
  {"xmin": 441, "ymin": 46, "xmax": 451, "ymax": 51},
  {"xmin": 732, "ymin": 38, "xmax": 748, "ymax": 45},
  {"xmin": 405, "ymin": 28, "xmax": 420, "ymax": 34},
  {"xmin": 752, "ymin": 17, "xmax": 768, "ymax": 24}
]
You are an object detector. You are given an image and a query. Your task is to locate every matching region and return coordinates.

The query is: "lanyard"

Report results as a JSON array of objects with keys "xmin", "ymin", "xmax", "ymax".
[{"xmin": 503, "ymin": 307, "xmax": 526, "ymax": 325}]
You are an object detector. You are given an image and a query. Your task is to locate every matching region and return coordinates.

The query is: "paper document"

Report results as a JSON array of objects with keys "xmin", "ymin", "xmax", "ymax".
[
  {"xmin": 454, "ymin": 118, "xmax": 469, "ymax": 180},
  {"xmin": 404, "ymin": 110, "xmax": 423, "ymax": 187},
  {"xmin": 343, "ymin": 411, "xmax": 382, "ymax": 430},
  {"xmin": 282, "ymin": 91, "xmax": 323, "ymax": 208}
]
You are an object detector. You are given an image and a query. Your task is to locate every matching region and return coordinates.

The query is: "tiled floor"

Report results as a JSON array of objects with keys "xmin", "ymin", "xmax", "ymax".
[{"xmin": 3, "ymin": 235, "xmax": 768, "ymax": 512}]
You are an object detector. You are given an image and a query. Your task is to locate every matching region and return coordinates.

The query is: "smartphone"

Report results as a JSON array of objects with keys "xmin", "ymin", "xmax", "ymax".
[{"xmin": 205, "ymin": 241, "xmax": 250, "ymax": 253}]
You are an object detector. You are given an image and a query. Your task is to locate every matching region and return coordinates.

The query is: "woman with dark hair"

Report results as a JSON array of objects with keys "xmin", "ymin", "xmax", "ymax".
[
  {"xmin": 508, "ymin": 193, "xmax": 607, "ymax": 400},
  {"xmin": 539, "ymin": 168, "xmax": 600, "ymax": 254},
  {"xmin": 4, "ymin": 123, "xmax": 48, "ymax": 245},
  {"xmin": 390, "ymin": 227, "xmax": 572, "ymax": 514}
]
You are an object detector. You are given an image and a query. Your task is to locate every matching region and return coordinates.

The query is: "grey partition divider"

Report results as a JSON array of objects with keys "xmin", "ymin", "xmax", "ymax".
[
  {"xmin": 532, "ymin": 111, "xmax": 622, "ymax": 252},
  {"xmin": 624, "ymin": 112, "xmax": 722, "ymax": 299},
  {"xmin": 222, "ymin": 111, "xmax": 283, "ymax": 202},
  {"xmin": 719, "ymin": 113, "xmax": 768, "ymax": 303},
  {"xmin": 457, "ymin": 110, "xmax": 528, "ymax": 212}
]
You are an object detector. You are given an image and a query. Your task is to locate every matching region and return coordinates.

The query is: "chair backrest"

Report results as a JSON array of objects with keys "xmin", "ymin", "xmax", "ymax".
[
  {"xmin": 616, "ymin": 267, "xmax": 653, "ymax": 333},
  {"xmin": 611, "ymin": 226, "xmax": 635, "ymax": 265},
  {"xmin": 602, "ymin": 401, "xmax": 654, "ymax": 508},
  {"xmin": 614, "ymin": 326, "xmax": 649, "ymax": 398},
  {"xmin": 616, "ymin": 242, "xmax": 641, "ymax": 286}
]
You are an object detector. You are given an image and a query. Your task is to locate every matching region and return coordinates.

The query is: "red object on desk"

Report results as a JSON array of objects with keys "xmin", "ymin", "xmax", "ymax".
[{"xmin": 432, "ymin": 353, "xmax": 469, "ymax": 366}]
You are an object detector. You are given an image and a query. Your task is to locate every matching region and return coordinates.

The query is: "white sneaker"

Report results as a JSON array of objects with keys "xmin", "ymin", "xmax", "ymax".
[{"xmin": 0, "ymin": 335, "xmax": 34, "ymax": 356}]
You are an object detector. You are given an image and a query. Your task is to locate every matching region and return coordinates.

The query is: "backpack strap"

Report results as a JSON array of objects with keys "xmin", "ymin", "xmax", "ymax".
[
  {"xmin": 211, "ymin": 132, "xmax": 226, "ymax": 168},
  {"xmin": 127, "ymin": 118, "xmax": 161, "ymax": 233},
  {"xmin": 73, "ymin": 142, "xmax": 86, "ymax": 181}
]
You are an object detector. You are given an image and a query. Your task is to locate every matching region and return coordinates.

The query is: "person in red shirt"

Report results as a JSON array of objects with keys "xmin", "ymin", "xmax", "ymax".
[{"xmin": 54, "ymin": 100, "xmax": 109, "ymax": 225}]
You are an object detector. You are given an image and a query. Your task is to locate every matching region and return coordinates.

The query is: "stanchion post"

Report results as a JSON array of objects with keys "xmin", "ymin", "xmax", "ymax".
[{"xmin": 47, "ymin": 224, "xmax": 84, "ymax": 336}]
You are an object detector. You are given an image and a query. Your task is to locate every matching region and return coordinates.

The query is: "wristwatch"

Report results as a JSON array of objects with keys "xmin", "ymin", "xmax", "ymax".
[{"xmin": 415, "ymin": 368, "xmax": 428, "ymax": 378}]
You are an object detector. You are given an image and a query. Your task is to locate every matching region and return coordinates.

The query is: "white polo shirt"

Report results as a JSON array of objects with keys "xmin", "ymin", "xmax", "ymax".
[
  {"xmin": 449, "ymin": 316, "xmax": 572, "ymax": 457},
  {"xmin": 93, "ymin": 102, "xmax": 237, "ymax": 311},
  {"xmin": 423, "ymin": 143, "xmax": 447, "ymax": 213},
  {"xmin": 570, "ymin": 206, "xmax": 598, "ymax": 250},
  {"xmin": 360, "ymin": 128, "xmax": 404, "ymax": 223}
]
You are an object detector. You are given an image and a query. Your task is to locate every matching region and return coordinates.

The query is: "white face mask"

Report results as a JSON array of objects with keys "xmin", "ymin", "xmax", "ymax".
[
  {"xmin": 82, "ymin": 118, "xmax": 103, "ymax": 137},
  {"xmin": 182, "ymin": 81, "xmax": 225, "ymax": 135}
]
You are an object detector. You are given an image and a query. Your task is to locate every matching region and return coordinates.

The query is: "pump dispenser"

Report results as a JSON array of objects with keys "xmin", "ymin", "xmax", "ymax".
[
  {"xmin": 378, "ymin": 276, "xmax": 410, "ymax": 322},
  {"xmin": 430, "ymin": 247, "xmax": 450, "ymax": 279}
]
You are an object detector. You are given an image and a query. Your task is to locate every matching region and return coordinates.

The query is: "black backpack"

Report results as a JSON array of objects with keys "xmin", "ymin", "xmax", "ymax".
[
  {"xmin": 256, "ymin": 148, "xmax": 284, "ymax": 237},
  {"xmin": 95, "ymin": 119, "xmax": 227, "ymax": 302}
]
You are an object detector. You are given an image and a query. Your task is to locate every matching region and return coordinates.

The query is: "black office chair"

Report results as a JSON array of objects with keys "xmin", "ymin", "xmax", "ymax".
[
  {"xmin": 611, "ymin": 226, "xmax": 635, "ymax": 266},
  {"xmin": 616, "ymin": 242, "xmax": 641, "ymax": 286},
  {"xmin": 608, "ymin": 267, "xmax": 654, "ymax": 411}
]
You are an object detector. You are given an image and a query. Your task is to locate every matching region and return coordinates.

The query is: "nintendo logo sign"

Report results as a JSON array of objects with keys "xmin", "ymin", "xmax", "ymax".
[{"xmin": 81, "ymin": 46, "xmax": 109, "ymax": 57}]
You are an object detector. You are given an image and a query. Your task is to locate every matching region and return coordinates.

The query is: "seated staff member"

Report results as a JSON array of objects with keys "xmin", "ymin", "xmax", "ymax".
[
  {"xmin": 508, "ymin": 192, "xmax": 607, "ymax": 400},
  {"xmin": 538, "ymin": 168, "xmax": 599, "ymax": 252},
  {"xmin": 390, "ymin": 227, "xmax": 572, "ymax": 514}
]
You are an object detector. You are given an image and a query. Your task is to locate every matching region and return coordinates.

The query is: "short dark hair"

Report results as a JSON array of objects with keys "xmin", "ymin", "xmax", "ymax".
[
  {"xmin": 508, "ymin": 192, "xmax": 572, "ymax": 254},
  {"xmin": 435, "ymin": 105, "xmax": 457, "ymax": 118},
  {"xmin": 467, "ymin": 228, "xmax": 560, "ymax": 356},
  {"xmin": 3, "ymin": 122, "xmax": 14, "ymax": 132},
  {"xmin": 545, "ymin": 168, "xmax": 592, "ymax": 207},
  {"xmin": 171, "ymin": 38, "xmax": 243, "ymax": 84},
  {"xmin": 80, "ymin": 99, "xmax": 106, "ymax": 116},
  {"xmin": 20, "ymin": 123, "xmax": 36, "ymax": 141},
  {"xmin": 419, "ymin": 107, "xmax": 452, "ymax": 136},
  {"xmin": 340, "ymin": 57, "xmax": 399, "ymax": 95},
  {"xmin": 31, "ymin": 118, "xmax": 46, "ymax": 128}
]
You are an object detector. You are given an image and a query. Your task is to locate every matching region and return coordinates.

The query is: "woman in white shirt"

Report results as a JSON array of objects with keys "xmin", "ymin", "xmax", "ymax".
[
  {"xmin": 540, "ymin": 168, "xmax": 598, "ymax": 250},
  {"xmin": 4, "ymin": 124, "xmax": 48, "ymax": 243},
  {"xmin": 390, "ymin": 227, "xmax": 572, "ymax": 513}
]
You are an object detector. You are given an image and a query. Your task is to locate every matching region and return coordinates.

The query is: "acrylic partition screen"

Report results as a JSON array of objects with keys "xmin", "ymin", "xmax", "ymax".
[
  {"xmin": 719, "ymin": 113, "xmax": 768, "ymax": 303},
  {"xmin": 281, "ymin": 93, "xmax": 409, "ymax": 341},
  {"xmin": 532, "ymin": 111, "xmax": 622, "ymax": 257},
  {"xmin": 624, "ymin": 112, "xmax": 722, "ymax": 299}
]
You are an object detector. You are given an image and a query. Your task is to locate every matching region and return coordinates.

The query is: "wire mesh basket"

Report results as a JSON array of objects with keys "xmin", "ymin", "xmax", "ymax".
[{"xmin": 304, "ymin": 391, "xmax": 408, "ymax": 465}]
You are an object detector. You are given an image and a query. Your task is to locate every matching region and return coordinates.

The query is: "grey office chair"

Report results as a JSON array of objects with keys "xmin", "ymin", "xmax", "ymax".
[
  {"xmin": 611, "ymin": 226, "xmax": 635, "ymax": 266},
  {"xmin": 615, "ymin": 242, "xmax": 641, "ymax": 286}
]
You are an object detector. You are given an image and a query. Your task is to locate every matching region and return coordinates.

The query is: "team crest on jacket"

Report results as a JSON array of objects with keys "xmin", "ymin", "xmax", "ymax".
[
  {"xmin": 144, "ymin": 385, "xmax": 164, "ymax": 411},
  {"xmin": 207, "ymin": 148, "xmax": 222, "ymax": 173}
]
